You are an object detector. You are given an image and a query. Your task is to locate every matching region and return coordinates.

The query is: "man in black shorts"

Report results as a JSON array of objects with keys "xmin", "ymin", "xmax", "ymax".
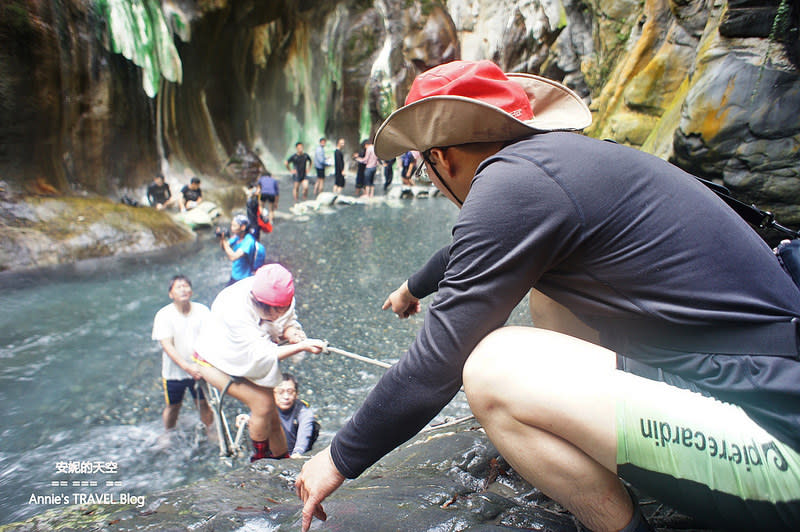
[
  {"xmin": 286, "ymin": 142, "xmax": 312, "ymax": 202},
  {"xmin": 333, "ymin": 138, "xmax": 346, "ymax": 194},
  {"xmin": 151, "ymin": 275, "xmax": 213, "ymax": 433},
  {"xmin": 296, "ymin": 60, "xmax": 800, "ymax": 532}
]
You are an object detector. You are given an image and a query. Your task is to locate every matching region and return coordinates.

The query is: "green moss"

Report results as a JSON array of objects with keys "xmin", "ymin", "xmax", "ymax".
[
  {"xmin": 24, "ymin": 196, "xmax": 190, "ymax": 247},
  {"xmin": 96, "ymin": 0, "xmax": 183, "ymax": 97},
  {"xmin": 2, "ymin": 1, "xmax": 31, "ymax": 34},
  {"xmin": 557, "ymin": 3, "xmax": 568, "ymax": 31},
  {"xmin": 359, "ymin": 95, "xmax": 372, "ymax": 141}
]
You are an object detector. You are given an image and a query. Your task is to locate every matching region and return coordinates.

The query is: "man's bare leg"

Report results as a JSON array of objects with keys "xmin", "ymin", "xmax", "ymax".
[
  {"xmin": 198, "ymin": 364, "xmax": 288, "ymax": 456},
  {"xmin": 163, "ymin": 403, "xmax": 181, "ymax": 430},
  {"xmin": 529, "ymin": 288, "xmax": 600, "ymax": 344},
  {"xmin": 463, "ymin": 326, "xmax": 635, "ymax": 531},
  {"xmin": 195, "ymin": 397, "xmax": 214, "ymax": 427}
]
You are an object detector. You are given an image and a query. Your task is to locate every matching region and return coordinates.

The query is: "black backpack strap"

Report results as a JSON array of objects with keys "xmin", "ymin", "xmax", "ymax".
[{"xmin": 695, "ymin": 177, "xmax": 800, "ymax": 239}]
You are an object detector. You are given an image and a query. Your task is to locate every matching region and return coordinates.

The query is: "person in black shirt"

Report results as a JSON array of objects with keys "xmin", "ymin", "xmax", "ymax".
[
  {"xmin": 286, "ymin": 142, "xmax": 312, "ymax": 202},
  {"xmin": 333, "ymin": 138, "xmax": 346, "ymax": 195},
  {"xmin": 179, "ymin": 176, "xmax": 203, "ymax": 211},
  {"xmin": 146, "ymin": 174, "xmax": 176, "ymax": 210},
  {"xmin": 381, "ymin": 157, "xmax": 395, "ymax": 191}
]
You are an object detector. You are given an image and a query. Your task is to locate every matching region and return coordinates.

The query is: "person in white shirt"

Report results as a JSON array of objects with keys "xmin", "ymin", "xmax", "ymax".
[
  {"xmin": 194, "ymin": 264, "xmax": 327, "ymax": 461},
  {"xmin": 152, "ymin": 275, "xmax": 213, "ymax": 432}
]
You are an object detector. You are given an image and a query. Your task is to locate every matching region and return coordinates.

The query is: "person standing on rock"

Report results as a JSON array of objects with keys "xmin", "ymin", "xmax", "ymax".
[
  {"xmin": 313, "ymin": 138, "xmax": 329, "ymax": 197},
  {"xmin": 333, "ymin": 138, "xmax": 346, "ymax": 195},
  {"xmin": 295, "ymin": 60, "xmax": 800, "ymax": 531},
  {"xmin": 151, "ymin": 275, "xmax": 213, "ymax": 433},
  {"xmin": 286, "ymin": 142, "xmax": 312, "ymax": 202},
  {"xmin": 194, "ymin": 264, "xmax": 327, "ymax": 461},
  {"xmin": 353, "ymin": 140, "xmax": 366, "ymax": 197},
  {"xmin": 257, "ymin": 170, "xmax": 279, "ymax": 226},
  {"xmin": 381, "ymin": 157, "xmax": 395, "ymax": 192},
  {"xmin": 354, "ymin": 139, "xmax": 378, "ymax": 199}
]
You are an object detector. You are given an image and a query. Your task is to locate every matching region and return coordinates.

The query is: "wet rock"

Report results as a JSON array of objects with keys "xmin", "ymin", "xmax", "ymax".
[{"xmin": 1, "ymin": 419, "xmax": 710, "ymax": 531}]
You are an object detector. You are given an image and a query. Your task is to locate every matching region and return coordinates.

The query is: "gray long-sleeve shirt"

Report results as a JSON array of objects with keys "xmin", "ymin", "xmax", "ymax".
[
  {"xmin": 330, "ymin": 133, "xmax": 800, "ymax": 478},
  {"xmin": 278, "ymin": 400, "xmax": 318, "ymax": 455}
]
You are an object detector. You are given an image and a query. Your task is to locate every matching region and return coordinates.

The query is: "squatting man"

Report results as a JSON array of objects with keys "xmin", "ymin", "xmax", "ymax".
[{"xmin": 294, "ymin": 60, "xmax": 800, "ymax": 531}]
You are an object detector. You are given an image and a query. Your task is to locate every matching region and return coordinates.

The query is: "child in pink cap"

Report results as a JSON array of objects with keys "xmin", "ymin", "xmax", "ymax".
[{"xmin": 195, "ymin": 264, "xmax": 326, "ymax": 461}]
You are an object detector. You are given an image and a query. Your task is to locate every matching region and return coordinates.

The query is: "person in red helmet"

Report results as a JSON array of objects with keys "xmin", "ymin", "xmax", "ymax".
[
  {"xmin": 296, "ymin": 60, "xmax": 800, "ymax": 531},
  {"xmin": 195, "ymin": 264, "xmax": 327, "ymax": 461}
]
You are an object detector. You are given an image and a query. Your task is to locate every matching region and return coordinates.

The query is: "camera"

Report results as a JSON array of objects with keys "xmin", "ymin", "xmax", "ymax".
[{"xmin": 215, "ymin": 226, "xmax": 231, "ymax": 239}]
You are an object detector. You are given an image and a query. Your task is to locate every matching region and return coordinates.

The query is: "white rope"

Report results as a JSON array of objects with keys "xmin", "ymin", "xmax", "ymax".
[
  {"xmin": 325, "ymin": 345, "xmax": 393, "ymax": 369},
  {"xmin": 321, "ymin": 345, "xmax": 478, "ymax": 435}
]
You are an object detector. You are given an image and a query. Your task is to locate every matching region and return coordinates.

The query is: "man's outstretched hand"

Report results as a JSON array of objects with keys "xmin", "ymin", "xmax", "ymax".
[
  {"xmin": 381, "ymin": 280, "xmax": 421, "ymax": 318},
  {"xmin": 295, "ymin": 445, "xmax": 345, "ymax": 531}
]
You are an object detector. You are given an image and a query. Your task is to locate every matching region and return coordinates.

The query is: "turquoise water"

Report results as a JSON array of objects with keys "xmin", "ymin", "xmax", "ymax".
[{"xmin": 0, "ymin": 195, "xmax": 531, "ymax": 525}]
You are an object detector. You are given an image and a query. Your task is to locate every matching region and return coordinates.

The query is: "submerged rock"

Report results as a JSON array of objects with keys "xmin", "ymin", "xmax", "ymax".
[{"xmin": 2, "ymin": 419, "xmax": 710, "ymax": 531}]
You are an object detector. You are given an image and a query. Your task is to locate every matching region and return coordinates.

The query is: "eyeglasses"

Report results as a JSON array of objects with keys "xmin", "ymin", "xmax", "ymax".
[
  {"xmin": 274, "ymin": 388, "xmax": 296, "ymax": 396},
  {"xmin": 418, "ymin": 149, "xmax": 464, "ymax": 207},
  {"xmin": 414, "ymin": 158, "xmax": 429, "ymax": 181}
]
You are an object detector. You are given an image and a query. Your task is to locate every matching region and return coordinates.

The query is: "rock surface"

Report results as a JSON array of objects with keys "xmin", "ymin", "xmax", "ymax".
[
  {"xmin": 1, "ymin": 419, "xmax": 711, "ymax": 531},
  {"xmin": 0, "ymin": 191, "xmax": 194, "ymax": 273}
]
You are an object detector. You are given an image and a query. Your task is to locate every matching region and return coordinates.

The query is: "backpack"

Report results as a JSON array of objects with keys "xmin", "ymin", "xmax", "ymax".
[{"xmin": 250, "ymin": 240, "xmax": 266, "ymax": 273}]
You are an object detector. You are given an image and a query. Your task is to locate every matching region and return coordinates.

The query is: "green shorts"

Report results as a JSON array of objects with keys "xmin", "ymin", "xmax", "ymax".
[{"xmin": 616, "ymin": 359, "xmax": 800, "ymax": 530}]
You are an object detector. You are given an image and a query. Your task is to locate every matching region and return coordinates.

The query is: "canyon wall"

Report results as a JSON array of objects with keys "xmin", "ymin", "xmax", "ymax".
[{"xmin": 1, "ymin": 0, "xmax": 798, "ymax": 221}]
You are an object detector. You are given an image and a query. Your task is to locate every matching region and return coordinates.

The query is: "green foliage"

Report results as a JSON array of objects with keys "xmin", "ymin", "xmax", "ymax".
[{"xmin": 769, "ymin": 0, "xmax": 793, "ymax": 42}]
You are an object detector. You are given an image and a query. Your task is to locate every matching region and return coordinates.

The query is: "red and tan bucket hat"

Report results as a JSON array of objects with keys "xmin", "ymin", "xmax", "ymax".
[{"xmin": 374, "ymin": 60, "xmax": 592, "ymax": 160}]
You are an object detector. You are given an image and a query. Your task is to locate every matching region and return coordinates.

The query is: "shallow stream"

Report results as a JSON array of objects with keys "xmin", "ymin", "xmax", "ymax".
[{"xmin": 0, "ymin": 194, "xmax": 531, "ymax": 525}]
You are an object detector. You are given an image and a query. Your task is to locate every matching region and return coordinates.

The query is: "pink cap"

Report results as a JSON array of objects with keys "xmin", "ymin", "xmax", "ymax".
[{"xmin": 252, "ymin": 264, "xmax": 294, "ymax": 306}]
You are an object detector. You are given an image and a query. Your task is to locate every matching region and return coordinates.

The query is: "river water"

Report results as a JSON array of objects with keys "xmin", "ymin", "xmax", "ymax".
[{"xmin": 0, "ymin": 194, "xmax": 531, "ymax": 525}]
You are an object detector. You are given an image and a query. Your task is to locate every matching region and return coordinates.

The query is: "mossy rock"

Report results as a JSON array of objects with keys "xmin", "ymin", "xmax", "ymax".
[{"xmin": 0, "ymin": 195, "xmax": 195, "ymax": 273}]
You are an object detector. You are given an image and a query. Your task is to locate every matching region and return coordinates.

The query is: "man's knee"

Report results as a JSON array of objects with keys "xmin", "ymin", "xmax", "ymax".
[
  {"xmin": 464, "ymin": 327, "xmax": 590, "ymax": 414},
  {"xmin": 463, "ymin": 327, "xmax": 523, "ymax": 413}
]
